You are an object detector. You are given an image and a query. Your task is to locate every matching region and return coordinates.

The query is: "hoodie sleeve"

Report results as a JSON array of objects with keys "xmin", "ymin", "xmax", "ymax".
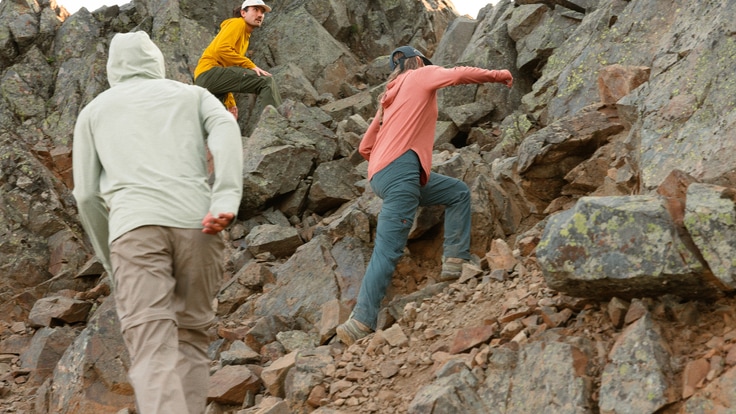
[
  {"xmin": 200, "ymin": 91, "xmax": 244, "ymax": 216},
  {"xmin": 72, "ymin": 108, "xmax": 113, "ymax": 276},
  {"xmin": 423, "ymin": 66, "xmax": 512, "ymax": 89}
]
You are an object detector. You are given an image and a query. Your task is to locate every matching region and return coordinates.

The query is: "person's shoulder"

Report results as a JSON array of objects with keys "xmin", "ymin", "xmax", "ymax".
[
  {"xmin": 141, "ymin": 79, "xmax": 203, "ymax": 98},
  {"xmin": 165, "ymin": 79, "xmax": 208, "ymax": 93},
  {"xmin": 413, "ymin": 65, "xmax": 444, "ymax": 75},
  {"xmin": 76, "ymin": 89, "xmax": 112, "ymax": 124},
  {"xmin": 82, "ymin": 85, "xmax": 118, "ymax": 107},
  {"xmin": 221, "ymin": 17, "xmax": 245, "ymax": 29},
  {"xmin": 182, "ymin": 81, "xmax": 221, "ymax": 101},
  {"xmin": 423, "ymin": 65, "xmax": 447, "ymax": 72},
  {"xmin": 407, "ymin": 65, "xmax": 443, "ymax": 79}
]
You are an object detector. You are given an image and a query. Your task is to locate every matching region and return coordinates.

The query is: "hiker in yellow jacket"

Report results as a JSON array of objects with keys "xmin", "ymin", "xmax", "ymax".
[{"xmin": 194, "ymin": 0, "xmax": 282, "ymax": 120}]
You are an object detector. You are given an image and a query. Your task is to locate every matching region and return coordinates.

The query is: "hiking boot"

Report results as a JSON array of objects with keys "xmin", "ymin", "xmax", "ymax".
[
  {"xmin": 336, "ymin": 317, "xmax": 372, "ymax": 346},
  {"xmin": 440, "ymin": 257, "xmax": 467, "ymax": 281}
]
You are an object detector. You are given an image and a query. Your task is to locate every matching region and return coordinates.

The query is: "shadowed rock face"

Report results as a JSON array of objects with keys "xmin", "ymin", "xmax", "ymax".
[{"xmin": 3, "ymin": 0, "xmax": 736, "ymax": 412}]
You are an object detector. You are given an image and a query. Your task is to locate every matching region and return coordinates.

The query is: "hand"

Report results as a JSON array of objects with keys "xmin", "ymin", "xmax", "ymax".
[
  {"xmin": 227, "ymin": 105, "xmax": 238, "ymax": 119},
  {"xmin": 202, "ymin": 212, "xmax": 235, "ymax": 234},
  {"xmin": 497, "ymin": 69, "xmax": 513, "ymax": 88},
  {"xmin": 253, "ymin": 66, "xmax": 272, "ymax": 77}
]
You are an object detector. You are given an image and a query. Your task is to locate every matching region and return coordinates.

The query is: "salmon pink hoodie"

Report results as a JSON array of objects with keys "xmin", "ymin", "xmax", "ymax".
[{"xmin": 359, "ymin": 65, "xmax": 510, "ymax": 185}]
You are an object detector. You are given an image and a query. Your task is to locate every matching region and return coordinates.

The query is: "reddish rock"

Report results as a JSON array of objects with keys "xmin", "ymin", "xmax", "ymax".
[
  {"xmin": 27, "ymin": 296, "xmax": 92, "ymax": 328},
  {"xmin": 261, "ymin": 351, "xmax": 296, "ymax": 398},
  {"xmin": 606, "ymin": 297, "xmax": 630, "ymax": 328},
  {"xmin": 682, "ymin": 358, "xmax": 709, "ymax": 398},
  {"xmin": 597, "ymin": 64, "xmax": 650, "ymax": 105},
  {"xmin": 207, "ymin": 365, "xmax": 261, "ymax": 405},
  {"xmin": 307, "ymin": 384, "xmax": 327, "ymax": 407},
  {"xmin": 449, "ymin": 325, "xmax": 496, "ymax": 354},
  {"xmin": 486, "ymin": 239, "xmax": 517, "ymax": 273}
]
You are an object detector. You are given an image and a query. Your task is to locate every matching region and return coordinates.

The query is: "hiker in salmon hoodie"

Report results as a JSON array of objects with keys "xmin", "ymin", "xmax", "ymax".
[
  {"xmin": 337, "ymin": 46, "xmax": 513, "ymax": 346},
  {"xmin": 194, "ymin": 0, "xmax": 282, "ymax": 121},
  {"xmin": 72, "ymin": 31, "xmax": 243, "ymax": 413}
]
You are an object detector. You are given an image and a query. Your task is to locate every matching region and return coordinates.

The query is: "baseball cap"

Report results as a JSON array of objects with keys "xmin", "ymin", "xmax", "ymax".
[
  {"xmin": 242, "ymin": 0, "xmax": 272, "ymax": 12},
  {"xmin": 389, "ymin": 46, "xmax": 433, "ymax": 71}
]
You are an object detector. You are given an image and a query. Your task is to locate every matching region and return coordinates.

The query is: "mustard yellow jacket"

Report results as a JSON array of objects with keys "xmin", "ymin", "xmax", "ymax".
[{"xmin": 194, "ymin": 17, "xmax": 255, "ymax": 108}]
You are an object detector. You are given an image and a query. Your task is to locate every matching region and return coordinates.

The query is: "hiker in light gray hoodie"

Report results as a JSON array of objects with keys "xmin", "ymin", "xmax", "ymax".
[{"xmin": 73, "ymin": 31, "xmax": 243, "ymax": 414}]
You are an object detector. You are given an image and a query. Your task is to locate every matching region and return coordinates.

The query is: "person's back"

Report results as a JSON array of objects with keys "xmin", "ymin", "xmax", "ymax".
[
  {"xmin": 74, "ymin": 31, "xmax": 243, "ymax": 266},
  {"xmin": 79, "ymin": 77, "xmax": 230, "ymax": 235}
]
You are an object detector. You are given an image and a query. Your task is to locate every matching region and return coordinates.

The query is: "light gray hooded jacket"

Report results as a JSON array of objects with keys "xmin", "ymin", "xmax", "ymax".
[{"xmin": 72, "ymin": 31, "xmax": 243, "ymax": 275}]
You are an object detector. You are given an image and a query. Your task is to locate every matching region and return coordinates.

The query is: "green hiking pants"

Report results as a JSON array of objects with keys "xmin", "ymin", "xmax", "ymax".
[{"xmin": 195, "ymin": 66, "xmax": 282, "ymax": 111}]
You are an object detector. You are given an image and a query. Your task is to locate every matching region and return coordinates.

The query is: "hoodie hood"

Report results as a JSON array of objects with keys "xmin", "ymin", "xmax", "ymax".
[
  {"xmin": 107, "ymin": 31, "xmax": 165, "ymax": 87},
  {"xmin": 380, "ymin": 72, "xmax": 410, "ymax": 109}
]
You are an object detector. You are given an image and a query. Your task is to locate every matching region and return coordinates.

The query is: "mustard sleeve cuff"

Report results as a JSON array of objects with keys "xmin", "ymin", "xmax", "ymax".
[{"xmin": 224, "ymin": 93, "xmax": 236, "ymax": 109}]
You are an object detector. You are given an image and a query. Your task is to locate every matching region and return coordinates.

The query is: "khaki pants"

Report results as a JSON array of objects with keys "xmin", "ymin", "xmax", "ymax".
[{"xmin": 110, "ymin": 226, "xmax": 224, "ymax": 414}]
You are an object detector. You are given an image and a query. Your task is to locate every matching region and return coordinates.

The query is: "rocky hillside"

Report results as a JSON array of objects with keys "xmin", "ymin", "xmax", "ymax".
[{"xmin": 1, "ymin": 0, "xmax": 736, "ymax": 413}]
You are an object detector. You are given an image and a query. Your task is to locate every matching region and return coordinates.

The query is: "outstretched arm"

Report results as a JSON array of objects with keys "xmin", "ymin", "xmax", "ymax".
[{"xmin": 421, "ymin": 66, "xmax": 515, "ymax": 89}]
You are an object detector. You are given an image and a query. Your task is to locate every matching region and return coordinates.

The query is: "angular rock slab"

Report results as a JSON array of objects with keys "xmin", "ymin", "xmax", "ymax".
[
  {"xmin": 285, "ymin": 347, "xmax": 333, "ymax": 412},
  {"xmin": 253, "ymin": 235, "xmax": 339, "ymax": 328},
  {"xmin": 28, "ymin": 296, "xmax": 92, "ymax": 328},
  {"xmin": 506, "ymin": 339, "xmax": 594, "ymax": 413},
  {"xmin": 479, "ymin": 347, "xmax": 517, "ymax": 413},
  {"xmin": 207, "ymin": 365, "xmax": 261, "ymax": 405},
  {"xmin": 244, "ymin": 224, "xmax": 303, "ymax": 258},
  {"xmin": 684, "ymin": 183, "xmax": 736, "ymax": 290},
  {"xmin": 409, "ymin": 367, "xmax": 487, "ymax": 414},
  {"xmin": 40, "ymin": 296, "xmax": 134, "ymax": 413},
  {"xmin": 19, "ymin": 326, "xmax": 77, "ymax": 386},
  {"xmin": 682, "ymin": 365, "xmax": 736, "ymax": 413},
  {"xmin": 261, "ymin": 351, "xmax": 297, "ymax": 398},
  {"xmin": 599, "ymin": 313, "xmax": 677, "ymax": 414},
  {"xmin": 537, "ymin": 195, "xmax": 716, "ymax": 300}
]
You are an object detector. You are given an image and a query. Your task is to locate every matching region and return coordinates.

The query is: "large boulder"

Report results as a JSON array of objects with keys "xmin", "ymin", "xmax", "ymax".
[{"xmin": 536, "ymin": 195, "xmax": 718, "ymax": 300}]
